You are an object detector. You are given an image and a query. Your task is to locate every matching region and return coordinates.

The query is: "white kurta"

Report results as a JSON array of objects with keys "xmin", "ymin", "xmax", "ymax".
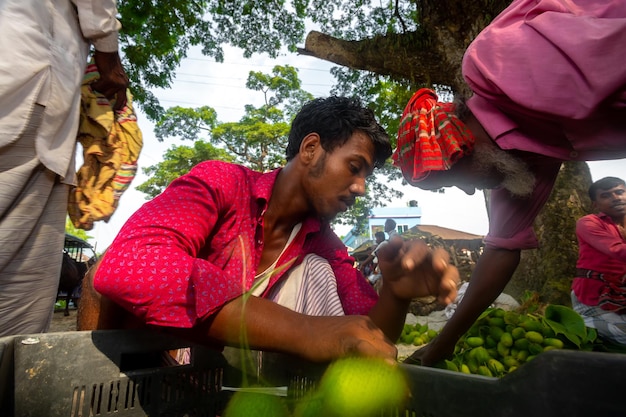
[
  {"xmin": 0, "ymin": 0, "xmax": 120, "ymax": 184},
  {"xmin": 0, "ymin": 0, "xmax": 122, "ymax": 336}
]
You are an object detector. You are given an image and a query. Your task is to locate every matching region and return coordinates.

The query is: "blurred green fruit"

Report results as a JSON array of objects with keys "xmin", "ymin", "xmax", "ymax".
[
  {"xmin": 223, "ymin": 390, "xmax": 290, "ymax": 417},
  {"xmin": 317, "ymin": 357, "xmax": 409, "ymax": 417}
]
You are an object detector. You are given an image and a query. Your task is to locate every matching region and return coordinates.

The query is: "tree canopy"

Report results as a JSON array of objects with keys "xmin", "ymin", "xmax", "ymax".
[
  {"xmin": 144, "ymin": 65, "xmax": 307, "ymax": 193},
  {"xmin": 117, "ymin": 0, "xmax": 511, "ymax": 120}
]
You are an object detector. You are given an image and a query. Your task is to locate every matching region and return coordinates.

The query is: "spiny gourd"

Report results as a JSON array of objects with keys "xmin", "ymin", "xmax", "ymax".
[
  {"xmin": 444, "ymin": 308, "xmax": 569, "ymax": 377},
  {"xmin": 398, "ymin": 322, "xmax": 439, "ymax": 346},
  {"xmin": 295, "ymin": 356, "xmax": 409, "ymax": 417},
  {"xmin": 223, "ymin": 390, "xmax": 290, "ymax": 417}
]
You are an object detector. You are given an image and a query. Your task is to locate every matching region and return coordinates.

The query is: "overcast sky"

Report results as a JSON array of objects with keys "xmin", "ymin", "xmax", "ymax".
[{"xmin": 82, "ymin": 46, "xmax": 626, "ymax": 252}]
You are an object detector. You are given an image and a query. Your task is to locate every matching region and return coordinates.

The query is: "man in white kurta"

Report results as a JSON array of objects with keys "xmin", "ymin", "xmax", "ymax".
[{"xmin": 0, "ymin": 0, "xmax": 128, "ymax": 336}]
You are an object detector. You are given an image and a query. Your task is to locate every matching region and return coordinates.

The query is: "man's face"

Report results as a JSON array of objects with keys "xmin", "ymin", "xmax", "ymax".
[
  {"xmin": 414, "ymin": 141, "xmax": 535, "ymax": 198},
  {"xmin": 593, "ymin": 184, "xmax": 626, "ymax": 219},
  {"xmin": 413, "ymin": 155, "xmax": 502, "ymax": 196},
  {"xmin": 305, "ymin": 131, "xmax": 375, "ymax": 220}
]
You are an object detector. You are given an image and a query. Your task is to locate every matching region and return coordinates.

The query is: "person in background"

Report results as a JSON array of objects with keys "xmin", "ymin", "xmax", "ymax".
[
  {"xmin": 393, "ymin": 0, "xmax": 626, "ymax": 365},
  {"xmin": 0, "ymin": 0, "xmax": 129, "ymax": 336},
  {"xmin": 83, "ymin": 96, "xmax": 459, "ymax": 363},
  {"xmin": 384, "ymin": 218, "xmax": 398, "ymax": 239},
  {"xmin": 571, "ymin": 177, "xmax": 626, "ymax": 346},
  {"xmin": 366, "ymin": 219, "xmax": 399, "ymax": 288},
  {"xmin": 359, "ymin": 231, "xmax": 387, "ymax": 284}
]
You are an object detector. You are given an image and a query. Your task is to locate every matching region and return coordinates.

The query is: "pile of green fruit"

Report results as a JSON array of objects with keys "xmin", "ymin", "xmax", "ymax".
[
  {"xmin": 441, "ymin": 305, "xmax": 598, "ymax": 377},
  {"xmin": 396, "ymin": 304, "xmax": 610, "ymax": 377},
  {"xmin": 398, "ymin": 322, "xmax": 439, "ymax": 346}
]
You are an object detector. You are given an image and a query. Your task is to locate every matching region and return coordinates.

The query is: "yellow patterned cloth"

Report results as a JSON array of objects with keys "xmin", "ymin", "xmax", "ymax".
[{"xmin": 68, "ymin": 63, "xmax": 143, "ymax": 230}]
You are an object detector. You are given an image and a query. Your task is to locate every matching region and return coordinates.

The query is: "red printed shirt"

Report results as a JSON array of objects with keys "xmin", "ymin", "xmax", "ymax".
[
  {"xmin": 93, "ymin": 161, "xmax": 378, "ymax": 328},
  {"xmin": 572, "ymin": 213, "xmax": 626, "ymax": 305}
]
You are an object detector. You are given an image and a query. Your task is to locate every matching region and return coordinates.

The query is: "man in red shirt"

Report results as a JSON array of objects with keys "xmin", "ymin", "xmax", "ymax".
[
  {"xmin": 84, "ymin": 96, "xmax": 459, "ymax": 363},
  {"xmin": 571, "ymin": 177, "xmax": 626, "ymax": 345}
]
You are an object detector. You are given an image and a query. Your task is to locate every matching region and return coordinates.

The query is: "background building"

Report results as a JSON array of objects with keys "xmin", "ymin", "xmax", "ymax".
[
  {"xmin": 343, "ymin": 201, "xmax": 485, "ymax": 268},
  {"xmin": 342, "ymin": 201, "xmax": 422, "ymax": 257}
]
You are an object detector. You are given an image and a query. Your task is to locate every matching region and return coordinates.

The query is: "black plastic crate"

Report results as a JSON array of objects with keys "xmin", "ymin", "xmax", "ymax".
[
  {"xmin": 2, "ymin": 330, "xmax": 626, "ymax": 417},
  {"xmin": 400, "ymin": 348, "xmax": 626, "ymax": 416},
  {"xmin": 222, "ymin": 345, "xmax": 626, "ymax": 417},
  {"xmin": 2, "ymin": 330, "xmax": 230, "ymax": 417}
]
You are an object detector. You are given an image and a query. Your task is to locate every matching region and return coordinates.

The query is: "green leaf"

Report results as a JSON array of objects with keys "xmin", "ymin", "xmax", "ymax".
[
  {"xmin": 543, "ymin": 305, "xmax": 588, "ymax": 347},
  {"xmin": 586, "ymin": 327, "xmax": 598, "ymax": 343}
]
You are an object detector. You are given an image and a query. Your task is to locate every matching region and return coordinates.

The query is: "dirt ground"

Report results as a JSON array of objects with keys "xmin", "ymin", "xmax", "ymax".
[{"xmin": 50, "ymin": 308, "xmax": 80, "ymax": 333}]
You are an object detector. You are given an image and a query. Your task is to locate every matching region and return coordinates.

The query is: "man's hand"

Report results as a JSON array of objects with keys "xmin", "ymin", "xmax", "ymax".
[
  {"xmin": 299, "ymin": 315, "xmax": 398, "ymax": 363},
  {"xmin": 92, "ymin": 50, "xmax": 129, "ymax": 111},
  {"xmin": 186, "ymin": 296, "xmax": 399, "ymax": 364},
  {"xmin": 376, "ymin": 236, "xmax": 459, "ymax": 305}
]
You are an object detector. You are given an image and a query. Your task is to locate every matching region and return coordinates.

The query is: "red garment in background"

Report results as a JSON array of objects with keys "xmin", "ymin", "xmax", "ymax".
[{"xmin": 572, "ymin": 212, "xmax": 626, "ymax": 309}]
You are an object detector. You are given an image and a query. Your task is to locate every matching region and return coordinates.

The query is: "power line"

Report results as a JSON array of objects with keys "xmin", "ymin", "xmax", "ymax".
[
  {"xmin": 172, "ymin": 78, "xmax": 249, "ymax": 89},
  {"xmin": 171, "ymin": 77, "xmax": 333, "ymax": 90},
  {"xmin": 184, "ymin": 56, "xmax": 334, "ymax": 73},
  {"xmin": 159, "ymin": 98, "xmax": 244, "ymax": 111},
  {"xmin": 177, "ymin": 72, "xmax": 246, "ymax": 81},
  {"xmin": 175, "ymin": 72, "xmax": 334, "ymax": 88}
]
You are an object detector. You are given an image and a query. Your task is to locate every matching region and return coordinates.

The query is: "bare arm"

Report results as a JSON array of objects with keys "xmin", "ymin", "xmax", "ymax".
[
  {"xmin": 73, "ymin": 0, "xmax": 128, "ymax": 109},
  {"xmin": 92, "ymin": 50, "xmax": 129, "ymax": 110},
  {"xmin": 410, "ymin": 247, "xmax": 520, "ymax": 366},
  {"xmin": 368, "ymin": 237, "xmax": 460, "ymax": 343},
  {"xmin": 168, "ymin": 295, "xmax": 397, "ymax": 363}
]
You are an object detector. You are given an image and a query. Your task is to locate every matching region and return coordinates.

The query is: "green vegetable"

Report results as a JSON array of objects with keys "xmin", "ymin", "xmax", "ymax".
[
  {"xmin": 466, "ymin": 336, "xmax": 485, "ymax": 348},
  {"xmin": 317, "ymin": 357, "xmax": 409, "ymax": 417},
  {"xmin": 525, "ymin": 331, "xmax": 544, "ymax": 344},
  {"xmin": 224, "ymin": 390, "xmax": 290, "ymax": 417}
]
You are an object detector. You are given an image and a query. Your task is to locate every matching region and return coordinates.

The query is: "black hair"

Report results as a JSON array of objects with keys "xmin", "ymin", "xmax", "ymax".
[
  {"xmin": 588, "ymin": 177, "xmax": 626, "ymax": 201},
  {"xmin": 285, "ymin": 96, "xmax": 391, "ymax": 168},
  {"xmin": 375, "ymin": 231, "xmax": 386, "ymax": 241}
]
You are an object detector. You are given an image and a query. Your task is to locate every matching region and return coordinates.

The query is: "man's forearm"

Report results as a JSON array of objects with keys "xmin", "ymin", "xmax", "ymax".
[
  {"xmin": 368, "ymin": 284, "xmax": 410, "ymax": 344},
  {"xmin": 168, "ymin": 295, "xmax": 399, "ymax": 363},
  {"xmin": 413, "ymin": 247, "xmax": 521, "ymax": 366},
  {"xmin": 438, "ymin": 248, "xmax": 520, "ymax": 347},
  {"xmin": 184, "ymin": 295, "xmax": 310, "ymax": 355}
]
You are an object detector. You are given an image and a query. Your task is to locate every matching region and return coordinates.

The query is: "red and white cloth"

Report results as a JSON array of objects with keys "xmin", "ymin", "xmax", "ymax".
[{"xmin": 392, "ymin": 88, "xmax": 475, "ymax": 184}]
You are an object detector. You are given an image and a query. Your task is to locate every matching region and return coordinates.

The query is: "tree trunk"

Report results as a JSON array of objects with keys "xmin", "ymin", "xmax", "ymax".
[{"xmin": 298, "ymin": 0, "xmax": 511, "ymax": 96}]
